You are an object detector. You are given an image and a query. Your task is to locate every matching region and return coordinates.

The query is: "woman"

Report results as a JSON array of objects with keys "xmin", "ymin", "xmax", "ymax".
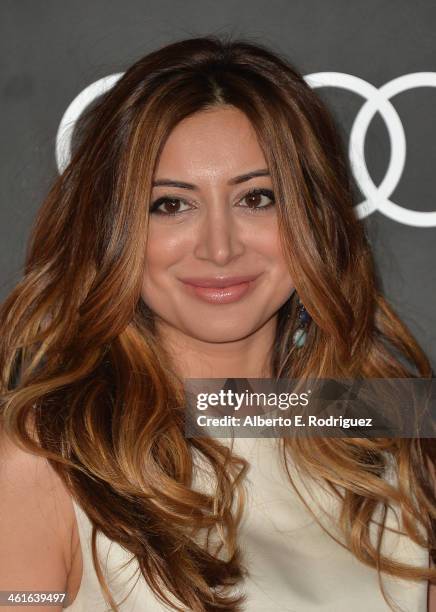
[{"xmin": 0, "ymin": 35, "xmax": 434, "ymax": 612}]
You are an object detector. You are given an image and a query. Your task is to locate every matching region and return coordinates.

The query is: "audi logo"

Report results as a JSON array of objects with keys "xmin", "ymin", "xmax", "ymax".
[{"xmin": 55, "ymin": 71, "xmax": 436, "ymax": 228}]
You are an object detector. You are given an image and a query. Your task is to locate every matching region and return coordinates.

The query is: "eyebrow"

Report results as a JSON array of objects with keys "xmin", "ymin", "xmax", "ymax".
[{"xmin": 152, "ymin": 169, "xmax": 270, "ymax": 189}]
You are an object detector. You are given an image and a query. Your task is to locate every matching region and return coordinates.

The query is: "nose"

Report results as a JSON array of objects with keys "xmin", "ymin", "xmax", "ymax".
[{"xmin": 193, "ymin": 203, "xmax": 245, "ymax": 266}]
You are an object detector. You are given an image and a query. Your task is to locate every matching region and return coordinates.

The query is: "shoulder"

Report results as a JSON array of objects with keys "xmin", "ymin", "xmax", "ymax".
[{"xmin": 0, "ymin": 425, "xmax": 76, "ymax": 593}]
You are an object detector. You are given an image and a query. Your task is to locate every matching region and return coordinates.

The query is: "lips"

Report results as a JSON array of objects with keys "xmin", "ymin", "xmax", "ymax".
[
  {"xmin": 179, "ymin": 274, "xmax": 261, "ymax": 288},
  {"xmin": 179, "ymin": 274, "xmax": 261, "ymax": 304}
]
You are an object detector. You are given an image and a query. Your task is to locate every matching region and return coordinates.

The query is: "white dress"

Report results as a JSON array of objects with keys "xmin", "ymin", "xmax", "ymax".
[{"xmin": 64, "ymin": 436, "xmax": 429, "ymax": 611}]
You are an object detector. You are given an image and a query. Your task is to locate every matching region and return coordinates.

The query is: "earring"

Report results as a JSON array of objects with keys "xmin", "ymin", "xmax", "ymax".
[{"xmin": 292, "ymin": 295, "xmax": 311, "ymax": 348}]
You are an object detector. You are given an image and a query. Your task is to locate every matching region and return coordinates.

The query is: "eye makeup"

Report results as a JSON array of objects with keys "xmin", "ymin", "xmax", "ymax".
[{"xmin": 149, "ymin": 187, "xmax": 276, "ymax": 217}]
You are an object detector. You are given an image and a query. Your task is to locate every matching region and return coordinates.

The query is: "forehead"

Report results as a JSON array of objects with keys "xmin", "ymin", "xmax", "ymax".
[{"xmin": 154, "ymin": 106, "xmax": 268, "ymax": 181}]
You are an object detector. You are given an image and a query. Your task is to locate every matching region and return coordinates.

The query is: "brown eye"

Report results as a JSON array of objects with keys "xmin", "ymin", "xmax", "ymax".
[
  {"xmin": 161, "ymin": 200, "xmax": 181, "ymax": 214},
  {"xmin": 150, "ymin": 197, "xmax": 191, "ymax": 216},
  {"xmin": 245, "ymin": 192, "xmax": 263, "ymax": 207},
  {"xmin": 239, "ymin": 188, "xmax": 275, "ymax": 212}
]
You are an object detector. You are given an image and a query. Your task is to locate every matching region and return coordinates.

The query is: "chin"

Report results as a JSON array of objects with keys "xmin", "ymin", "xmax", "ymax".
[{"xmin": 184, "ymin": 322, "xmax": 261, "ymax": 344}]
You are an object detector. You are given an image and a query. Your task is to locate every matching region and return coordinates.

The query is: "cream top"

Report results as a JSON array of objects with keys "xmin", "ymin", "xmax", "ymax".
[{"xmin": 64, "ymin": 436, "xmax": 429, "ymax": 611}]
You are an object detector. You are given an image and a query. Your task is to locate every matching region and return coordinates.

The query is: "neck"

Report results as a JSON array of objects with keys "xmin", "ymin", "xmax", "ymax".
[{"xmin": 155, "ymin": 316, "xmax": 277, "ymax": 379}]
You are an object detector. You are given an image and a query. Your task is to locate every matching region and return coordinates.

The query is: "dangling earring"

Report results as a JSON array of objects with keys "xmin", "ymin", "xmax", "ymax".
[{"xmin": 292, "ymin": 295, "xmax": 311, "ymax": 348}]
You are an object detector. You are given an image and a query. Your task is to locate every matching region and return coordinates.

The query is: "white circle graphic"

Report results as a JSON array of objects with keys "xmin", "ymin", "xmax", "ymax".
[
  {"xmin": 55, "ymin": 73, "xmax": 123, "ymax": 174},
  {"xmin": 305, "ymin": 72, "xmax": 436, "ymax": 227},
  {"xmin": 56, "ymin": 71, "xmax": 436, "ymax": 227}
]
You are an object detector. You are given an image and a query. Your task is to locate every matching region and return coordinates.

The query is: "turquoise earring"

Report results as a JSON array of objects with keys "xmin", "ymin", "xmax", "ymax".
[{"xmin": 292, "ymin": 296, "xmax": 311, "ymax": 348}]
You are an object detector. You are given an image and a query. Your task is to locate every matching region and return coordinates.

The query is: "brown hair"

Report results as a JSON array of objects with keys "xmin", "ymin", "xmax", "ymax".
[{"xmin": 0, "ymin": 34, "xmax": 435, "ymax": 611}]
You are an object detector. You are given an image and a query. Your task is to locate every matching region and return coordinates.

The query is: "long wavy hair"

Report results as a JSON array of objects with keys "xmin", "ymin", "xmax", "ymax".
[{"xmin": 0, "ymin": 35, "xmax": 435, "ymax": 612}]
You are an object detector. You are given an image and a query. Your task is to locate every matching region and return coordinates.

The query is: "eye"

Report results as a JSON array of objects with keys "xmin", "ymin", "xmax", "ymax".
[
  {"xmin": 149, "ymin": 188, "xmax": 276, "ymax": 217},
  {"xmin": 237, "ymin": 188, "xmax": 276, "ymax": 212},
  {"xmin": 149, "ymin": 197, "xmax": 193, "ymax": 216}
]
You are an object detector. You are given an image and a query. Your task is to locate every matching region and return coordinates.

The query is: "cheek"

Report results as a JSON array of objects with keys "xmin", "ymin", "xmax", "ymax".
[
  {"xmin": 257, "ymin": 232, "xmax": 294, "ymax": 298},
  {"xmin": 256, "ymin": 229, "xmax": 290, "ymax": 272},
  {"xmin": 140, "ymin": 228, "xmax": 188, "ymax": 305},
  {"xmin": 143, "ymin": 229, "xmax": 183, "ymax": 277}
]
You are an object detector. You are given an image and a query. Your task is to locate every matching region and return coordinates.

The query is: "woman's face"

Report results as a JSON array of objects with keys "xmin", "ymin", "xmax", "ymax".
[{"xmin": 141, "ymin": 105, "xmax": 294, "ymax": 343}]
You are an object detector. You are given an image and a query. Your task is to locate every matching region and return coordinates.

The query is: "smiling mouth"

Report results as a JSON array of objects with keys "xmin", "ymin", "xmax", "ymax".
[{"xmin": 180, "ymin": 277, "xmax": 260, "ymax": 304}]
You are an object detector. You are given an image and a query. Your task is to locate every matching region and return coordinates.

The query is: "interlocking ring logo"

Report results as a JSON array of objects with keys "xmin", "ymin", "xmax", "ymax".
[{"xmin": 56, "ymin": 71, "xmax": 436, "ymax": 227}]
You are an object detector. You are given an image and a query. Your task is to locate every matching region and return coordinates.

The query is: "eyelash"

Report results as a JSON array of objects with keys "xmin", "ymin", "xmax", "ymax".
[{"xmin": 149, "ymin": 188, "xmax": 276, "ymax": 217}]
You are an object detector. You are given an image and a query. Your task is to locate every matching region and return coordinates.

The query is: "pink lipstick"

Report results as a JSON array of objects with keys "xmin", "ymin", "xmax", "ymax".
[{"xmin": 179, "ymin": 274, "xmax": 261, "ymax": 304}]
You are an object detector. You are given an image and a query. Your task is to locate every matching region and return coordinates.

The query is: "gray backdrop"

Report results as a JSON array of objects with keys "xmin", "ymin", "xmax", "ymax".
[{"xmin": 1, "ymin": 0, "xmax": 435, "ymax": 366}]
